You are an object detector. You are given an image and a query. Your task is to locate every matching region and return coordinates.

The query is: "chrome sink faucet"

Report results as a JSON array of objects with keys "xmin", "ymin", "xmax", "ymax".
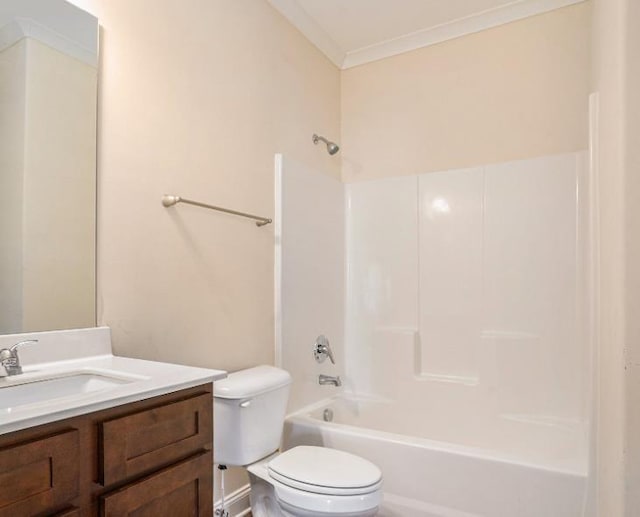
[
  {"xmin": 0, "ymin": 340, "xmax": 37, "ymax": 377},
  {"xmin": 318, "ymin": 374, "xmax": 342, "ymax": 387}
]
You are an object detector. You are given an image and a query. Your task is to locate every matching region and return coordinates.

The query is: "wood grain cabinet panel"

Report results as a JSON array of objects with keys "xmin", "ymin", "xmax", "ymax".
[
  {"xmin": 101, "ymin": 451, "xmax": 213, "ymax": 517},
  {"xmin": 0, "ymin": 430, "xmax": 79, "ymax": 517},
  {"xmin": 0, "ymin": 384, "xmax": 213, "ymax": 517},
  {"xmin": 100, "ymin": 393, "xmax": 212, "ymax": 486}
]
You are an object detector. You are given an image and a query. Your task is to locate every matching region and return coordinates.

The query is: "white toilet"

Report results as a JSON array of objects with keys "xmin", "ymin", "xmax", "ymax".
[{"xmin": 214, "ymin": 365, "xmax": 383, "ymax": 516}]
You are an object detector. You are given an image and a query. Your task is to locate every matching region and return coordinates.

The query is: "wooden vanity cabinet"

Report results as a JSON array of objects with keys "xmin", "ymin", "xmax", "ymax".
[
  {"xmin": 0, "ymin": 430, "xmax": 80, "ymax": 515},
  {"xmin": 0, "ymin": 383, "xmax": 213, "ymax": 517}
]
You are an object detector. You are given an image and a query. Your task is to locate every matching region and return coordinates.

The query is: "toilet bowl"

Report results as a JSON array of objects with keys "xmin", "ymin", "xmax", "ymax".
[
  {"xmin": 213, "ymin": 365, "xmax": 383, "ymax": 516},
  {"xmin": 248, "ymin": 447, "xmax": 382, "ymax": 517}
]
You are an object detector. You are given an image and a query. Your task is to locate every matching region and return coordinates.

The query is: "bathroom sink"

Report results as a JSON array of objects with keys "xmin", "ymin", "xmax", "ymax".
[{"xmin": 0, "ymin": 372, "xmax": 136, "ymax": 411}]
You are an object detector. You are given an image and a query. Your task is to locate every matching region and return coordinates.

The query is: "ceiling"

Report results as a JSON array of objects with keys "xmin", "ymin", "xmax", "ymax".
[{"xmin": 266, "ymin": 0, "xmax": 584, "ymax": 69}]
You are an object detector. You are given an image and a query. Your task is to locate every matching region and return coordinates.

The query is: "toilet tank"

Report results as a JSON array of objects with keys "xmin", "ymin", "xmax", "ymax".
[{"xmin": 214, "ymin": 365, "xmax": 292, "ymax": 466}]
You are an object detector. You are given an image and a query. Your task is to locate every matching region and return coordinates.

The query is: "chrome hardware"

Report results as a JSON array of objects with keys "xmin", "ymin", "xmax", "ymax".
[
  {"xmin": 215, "ymin": 464, "xmax": 230, "ymax": 517},
  {"xmin": 312, "ymin": 134, "xmax": 340, "ymax": 156},
  {"xmin": 318, "ymin": 374, "xmax": 342, "ymax": 387},
  {"xmin": 313, "ymin": 335, "xmax": 335, "ymax": 364},
  {"xmin": 0, "ymin": 339, "xmax": 37, "ymax": 377},
  {"xmin": 323, "ymin": 408, "xmax": 334, "ymax": 422},
  {"xmin": 162, "ymin": 195, "xmax": 272, "ymax": 227}
]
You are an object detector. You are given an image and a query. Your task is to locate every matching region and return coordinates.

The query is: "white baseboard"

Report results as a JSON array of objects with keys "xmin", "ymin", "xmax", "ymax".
[{"xmin": 215, "ymin": 484, "xmax": 251, "ymax": 517}]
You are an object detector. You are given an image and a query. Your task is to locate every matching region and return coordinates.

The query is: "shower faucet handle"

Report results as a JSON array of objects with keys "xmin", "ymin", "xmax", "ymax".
[{"xmin": 313, "ymin": 335, "xmax": 335, "ymax": 364}]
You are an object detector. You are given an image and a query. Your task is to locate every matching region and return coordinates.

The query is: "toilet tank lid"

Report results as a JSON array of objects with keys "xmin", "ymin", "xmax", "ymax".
[{"xmin": 214, "ymin": 365, "xmax": 292, "ymax": 399}]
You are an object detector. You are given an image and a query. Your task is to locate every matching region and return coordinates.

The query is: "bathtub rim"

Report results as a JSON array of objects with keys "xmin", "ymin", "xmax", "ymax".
[{"xmin": 285, "ymin": 395, "xmax": 588, "ymax": 478}]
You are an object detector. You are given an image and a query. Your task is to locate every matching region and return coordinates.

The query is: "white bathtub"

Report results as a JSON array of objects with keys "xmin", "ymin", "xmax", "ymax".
[{"xmin": 283, "ymin": 396, "xmax": 587, "ymax": 517}]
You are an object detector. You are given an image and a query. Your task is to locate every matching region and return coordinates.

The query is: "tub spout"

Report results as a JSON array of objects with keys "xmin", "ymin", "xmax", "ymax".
[{"xmin": 319, "ymin": 374, "xmax": 342, "ymax": 387}]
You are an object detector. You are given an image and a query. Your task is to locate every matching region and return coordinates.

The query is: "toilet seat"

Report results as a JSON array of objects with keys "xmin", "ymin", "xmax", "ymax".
[
  {"xmin": 247, "ymin": 447, "xmax": 383, "ymax": 515},
  {"xmin": 268, "ymin": 446, "xmax": 382, "ymax": 496}
]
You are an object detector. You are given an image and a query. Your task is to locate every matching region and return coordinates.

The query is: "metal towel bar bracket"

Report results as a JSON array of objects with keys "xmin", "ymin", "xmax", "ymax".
[{"xmin": 162, "ymin": 195, "xmax": 272, "ymax": 227}]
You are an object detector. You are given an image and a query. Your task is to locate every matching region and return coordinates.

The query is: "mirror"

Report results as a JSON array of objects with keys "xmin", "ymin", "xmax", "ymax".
[{"xmin": 0, "ymin": 0, "xmax": 98, "ymax": 333}]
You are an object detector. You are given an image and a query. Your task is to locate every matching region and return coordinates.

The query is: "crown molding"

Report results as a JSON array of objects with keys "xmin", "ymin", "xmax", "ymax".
[
  {"xmin": 266, "ymin": 0, "xmax": 345, "ymax": 68},
  {"xmin": 0, "ymin": 17, "xmax": 97, "ymax": 67},
  {"xmin": 267, "ymin": 0, "xmax": 585, "ymax": 70},
  {"xmin": 343, "ymin": 0, "xmax": 585, "ymax": 69}
]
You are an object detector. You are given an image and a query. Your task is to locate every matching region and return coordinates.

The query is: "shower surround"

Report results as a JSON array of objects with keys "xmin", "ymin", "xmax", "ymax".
[{"xmin": 276, "ymin": 151, "xmax": 592, "ymax": 515}]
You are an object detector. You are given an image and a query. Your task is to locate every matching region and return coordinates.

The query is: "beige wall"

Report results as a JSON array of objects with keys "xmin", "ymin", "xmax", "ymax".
[
  {"xmin": 93, "ymin": 0, "xmax": 340, "ymax": 376},
  {"xmin": 623, "ymin": 0, "xmax": 640, "ymax": 514},
  {"xmin": 341, "ymin": 3, "xmax": 591, "ymax": 182},
  {"xmin": 80, "ymin": 0, "xmax": 340, "ymax": 496}
]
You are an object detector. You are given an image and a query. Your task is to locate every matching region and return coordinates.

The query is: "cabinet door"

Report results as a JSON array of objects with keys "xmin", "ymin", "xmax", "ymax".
[
  {"xmin": 100, "ymin": 393, "xmax": 212, "ymax": 486},
  {"xmin": 0, "ymin": 429, "xmax": 79, "ymax": 517},
  {"xmin": 101, "ymin": 451, "xmax": 213, "ymax": 517}
]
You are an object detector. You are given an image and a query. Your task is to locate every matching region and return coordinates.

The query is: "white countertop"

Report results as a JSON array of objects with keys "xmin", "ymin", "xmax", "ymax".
[{"xmin": 0, "ymin": 327, "xmax": 226, "ymax": 435}]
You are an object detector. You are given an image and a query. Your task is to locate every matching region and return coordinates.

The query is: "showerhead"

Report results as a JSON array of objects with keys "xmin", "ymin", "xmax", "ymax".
[{"xmin": 313, "ymin": 134, "xmax": 340, "ymax": 155}]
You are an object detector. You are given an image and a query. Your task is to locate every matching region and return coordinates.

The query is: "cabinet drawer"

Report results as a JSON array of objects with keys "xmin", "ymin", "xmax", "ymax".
[
  {"xmin": 101, "ymin": 451, "xmax": 213, "ymax": 517},
  {"xmin": 0, "ymin": 429, "xmax": 79, "ymax": 517},
  {"xmin": 100, "ymin": 392, "xmax": 212, "ymax": 486}
]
